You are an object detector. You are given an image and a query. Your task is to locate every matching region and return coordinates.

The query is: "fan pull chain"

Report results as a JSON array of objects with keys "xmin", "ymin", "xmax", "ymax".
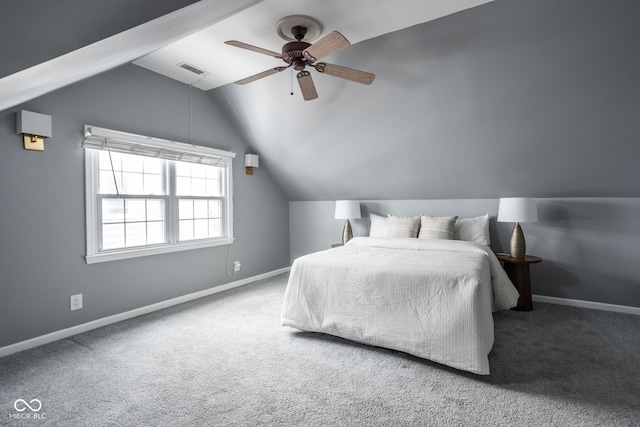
[
  {"xmin": 187, "ymin": 76, "xmax": 206, "ymax": 146},
  {"xmin": 290, "ymin": 67, "xmax": 294, "ymax": 96},
  {"xmin": 188, "ymin": 83, "xmax": 193, "ymax": 145}
]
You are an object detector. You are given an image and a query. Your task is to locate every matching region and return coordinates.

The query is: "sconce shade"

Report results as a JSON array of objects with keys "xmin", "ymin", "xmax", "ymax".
[
  {"xmin": 245, "ymin": 154, "xmax": 259, "ymax": 175},
  {"xmin": 245, "ymin": 154, "xmax": 259, "ymax": 168},
  {"xmin": 334, "ymin": 200, "xmax": 361, "ymax": 219},
  {"xmin": 497, "ymin": 198, "xmax": 538, "ymax": 223},
  {"xmin": 17, "ymin": 110, "xmax": 52, "ymax": 151},
  {"xmin": 17, "ymin": 110, "xmax": 52, "ymax": 138}
]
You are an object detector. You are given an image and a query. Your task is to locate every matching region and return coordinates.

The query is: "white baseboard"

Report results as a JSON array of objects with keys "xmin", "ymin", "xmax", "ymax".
[
  {"xmin": 0, "ymin": 267, "xmax": 290, "ymax": 359},
  {"xmin": 533, "ymin": 294, "xmax": 640, "ymax": 316}
]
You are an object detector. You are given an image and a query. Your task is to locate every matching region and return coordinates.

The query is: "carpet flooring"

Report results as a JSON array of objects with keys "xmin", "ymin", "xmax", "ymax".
[{"xmin": 1, "ymin": 273, "xmax": 639, "ymax": 426}]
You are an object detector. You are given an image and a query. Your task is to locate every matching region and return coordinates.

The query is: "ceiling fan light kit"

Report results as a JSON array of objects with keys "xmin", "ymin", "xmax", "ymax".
[{"xmin": 225, "ymin": 15, "xmax": 375, "ymax": 101}]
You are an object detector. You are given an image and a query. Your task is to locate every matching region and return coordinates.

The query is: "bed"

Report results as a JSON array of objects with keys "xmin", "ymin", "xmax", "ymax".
[{"xmin": 281, "ymin": 236, "xmax": 519, "ymax": 375}]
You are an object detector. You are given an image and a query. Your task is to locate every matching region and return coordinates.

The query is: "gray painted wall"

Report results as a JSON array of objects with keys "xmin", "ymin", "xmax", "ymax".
[
  {"xmin": 0, "ymin": 64, "xmax": 290, "ymax": 347},
  {"xmin": 290, "ymin": 198, "xmax": 640, "ymax": 308}
]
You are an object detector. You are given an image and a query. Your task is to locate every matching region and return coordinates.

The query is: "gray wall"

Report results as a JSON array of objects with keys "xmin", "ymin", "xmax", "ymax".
[
  {"xmin": 290, "ymin": 198, "xmax": 640, "ymax": 309},
  {"xmin": 0, "ymin": 64, "xmax": 290, "ymax": 347}
]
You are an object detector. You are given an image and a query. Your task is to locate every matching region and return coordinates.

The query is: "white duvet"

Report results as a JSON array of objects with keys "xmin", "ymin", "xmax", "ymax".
[{"xmin": 281, "ymin": 237, "xmax": 519, "ymax": 375}]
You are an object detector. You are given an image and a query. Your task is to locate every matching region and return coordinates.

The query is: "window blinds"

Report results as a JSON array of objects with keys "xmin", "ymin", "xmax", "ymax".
[{"xmin": 82, "ymin": 125, "xmax": 235, "ymax": 167}]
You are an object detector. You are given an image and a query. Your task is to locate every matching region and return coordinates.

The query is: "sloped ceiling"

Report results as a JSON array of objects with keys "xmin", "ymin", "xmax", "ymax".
[
  {"xmin": 2, "ymin": 0, "xmax": 639, "ymax": 202},
  {"xmin": 134, "ymin": 0, "xmax": 494, "ymax": 90},
  {"xmin": 210, "ymin": 0, "xmax": 640, "ymax": 201},
  {"xmin": 0, "ymin": 0, "xmax": 492, "ymax": 112}
]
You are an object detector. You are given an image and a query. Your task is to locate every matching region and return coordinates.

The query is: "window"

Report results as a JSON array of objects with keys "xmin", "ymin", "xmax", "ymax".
[{"xmin": 83, "ymin": 125, "xmax": 235, "ymax": 264}]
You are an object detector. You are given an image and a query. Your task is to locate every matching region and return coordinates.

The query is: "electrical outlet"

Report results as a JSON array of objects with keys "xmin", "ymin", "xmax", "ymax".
[
  {"xmin": 70, "ymin": 294, "xmax": 83, "ymax": 311},
  {"xmin": 233, "ymin": 261, "xmax": 241, "ymax": 272}
]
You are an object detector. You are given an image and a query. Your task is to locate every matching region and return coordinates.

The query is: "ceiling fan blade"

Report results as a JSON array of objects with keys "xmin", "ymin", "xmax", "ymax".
[
  {"xmin": 297, "ymin": 71, "xmax": 318, "ymax": 101},
  {"xmin": 225, "ymin": 40, "xmax": 283, "ymax": 58},
  {"xmin": 303, "ymin": 31, "xmax": 350, "ymax": 63},
  {"xmin": 314, "ymin": 63, "xmax": 375, "ymax": 85},
  {"xmin": 235, "ymin": 67, "xmax": 288, "ymax": 85}
]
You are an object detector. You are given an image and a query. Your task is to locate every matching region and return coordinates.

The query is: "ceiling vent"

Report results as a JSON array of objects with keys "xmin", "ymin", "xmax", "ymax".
[{"xmin": 178, "ymin": 62, "xmax": 208, "ymax": 76}]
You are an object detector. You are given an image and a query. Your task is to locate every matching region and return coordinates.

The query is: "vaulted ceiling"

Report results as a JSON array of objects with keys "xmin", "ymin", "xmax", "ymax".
[
  {"xmin": 208, "ymin": 0, "xmax": 640, "ymax": 200},
  {"xmin": 0, "ymin": 0, "xmax": 491, "ymax": 111},
  {"xmin": 3, "ymin": 0, "xmax": 639, "ymax": 201},
  {"xmin": 133, "ymin": 0, "xmax": 493, "ymax": 90}
]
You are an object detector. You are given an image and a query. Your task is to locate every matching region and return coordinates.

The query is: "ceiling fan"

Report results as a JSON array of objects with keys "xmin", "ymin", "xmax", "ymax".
[{"xmin": 225, "ymin": 23, "xmax": 375, "ymax": 101}]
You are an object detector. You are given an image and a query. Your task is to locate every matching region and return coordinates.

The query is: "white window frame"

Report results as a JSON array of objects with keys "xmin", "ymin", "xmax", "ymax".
[{"xmin": 83, "ymin": 125, "xmax": 235, "ymax": 264}]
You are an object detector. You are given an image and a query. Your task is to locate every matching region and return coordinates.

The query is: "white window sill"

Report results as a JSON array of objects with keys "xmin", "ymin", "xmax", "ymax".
[{"xmin": 85, "ymin": 238, "xmax": 234, "ymax": 264}]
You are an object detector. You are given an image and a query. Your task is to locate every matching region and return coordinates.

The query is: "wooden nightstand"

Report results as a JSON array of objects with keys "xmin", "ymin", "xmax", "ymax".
[
  {"xmin": 496, "ymin": 253, "xmax": 542, "ymax": 311},
  {"xmin": 331, "ymin": 243, "xmax": 343, "ymax": 248}
]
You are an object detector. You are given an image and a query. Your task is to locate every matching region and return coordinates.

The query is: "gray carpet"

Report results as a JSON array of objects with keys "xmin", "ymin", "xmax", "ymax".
[{"xmin": 1, "ymin": 273, "xmax": 639, "ymax": 426}]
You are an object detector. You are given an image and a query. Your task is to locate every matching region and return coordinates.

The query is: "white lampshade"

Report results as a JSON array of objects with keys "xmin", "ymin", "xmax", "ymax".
[
  {"xmin": 497, "ymin": 198, "xmax": 538, "ymax": 223},
  {"xmin": 17, "ymin": 110, "xmax": 52, "ymax": 137},
  {"xmin": 245, "ymin": 154, "xmax": 259, "ymax": 168},
  {"xmin": 335, "ymin": 200, "xmax": 361, "ymax": 220}
]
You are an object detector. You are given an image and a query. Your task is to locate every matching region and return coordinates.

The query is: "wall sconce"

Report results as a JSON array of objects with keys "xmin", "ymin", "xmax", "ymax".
[
  {"xmin": 245, "ymin": 154, "xmax": 259, "ymax": 175},
  {"xmin": 16, "ymin": 110, "xmax": 52, "ymax": 151}
]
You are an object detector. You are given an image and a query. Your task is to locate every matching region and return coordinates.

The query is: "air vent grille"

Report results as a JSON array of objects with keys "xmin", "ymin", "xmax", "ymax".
[{"xmin": 178, "ymin": 62, "xmax": 207, "ymax": 75}]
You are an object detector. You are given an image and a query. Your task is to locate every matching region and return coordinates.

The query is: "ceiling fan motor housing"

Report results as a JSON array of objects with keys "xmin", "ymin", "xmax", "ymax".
[{"xmin": 282, "ymin": 41, "xmax": 311, "ymax": 70}]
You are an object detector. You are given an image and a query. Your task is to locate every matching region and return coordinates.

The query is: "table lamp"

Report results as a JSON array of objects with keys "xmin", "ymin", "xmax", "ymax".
[
  {"xmin": 497, "ymin": 197, "xmax": 538, "ymax": 258},
  {"xmin": 335, "ymin": 200, "xmax": 361, "ymax": 245}
]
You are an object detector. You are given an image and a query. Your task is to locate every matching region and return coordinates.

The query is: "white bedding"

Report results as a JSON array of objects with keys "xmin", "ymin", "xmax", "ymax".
[{"xmin": 281, "ymin": 237, "xmax": 519, "ymax": 375}]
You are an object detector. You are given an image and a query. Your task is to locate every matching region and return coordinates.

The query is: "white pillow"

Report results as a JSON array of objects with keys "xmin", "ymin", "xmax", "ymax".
[
  {"xmin": 454, "ymin": 214, "xmax": 490, "ymax": 246},
  {"xmin": 386, "ymin": 215, "xmax": 420, "ymax": 238},
  {"xmin": 418, "ymin": 215, "xmax": 457, "ymax": 240},
  {"xmin": 369, "ymin": 214, "xmax": 389, "ymax": 237}
]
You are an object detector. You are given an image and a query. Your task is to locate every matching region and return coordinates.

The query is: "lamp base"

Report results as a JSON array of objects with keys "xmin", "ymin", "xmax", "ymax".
[
  {"xmin": 342, "ymin": 220, "xmax": 353, "ymax": 245},
  {"xmin": 509, "ymin": 222, "xmax": 526, "ymax": 258}
]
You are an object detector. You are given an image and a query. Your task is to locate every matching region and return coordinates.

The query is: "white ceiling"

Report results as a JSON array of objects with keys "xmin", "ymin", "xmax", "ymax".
[
  {"xmin": 0, "ymin": 0, "xmax": 492, "ymax": 112},
  {"xmin": 134, "ymin": 0, "xmax": 494, "ymax": 90}
]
